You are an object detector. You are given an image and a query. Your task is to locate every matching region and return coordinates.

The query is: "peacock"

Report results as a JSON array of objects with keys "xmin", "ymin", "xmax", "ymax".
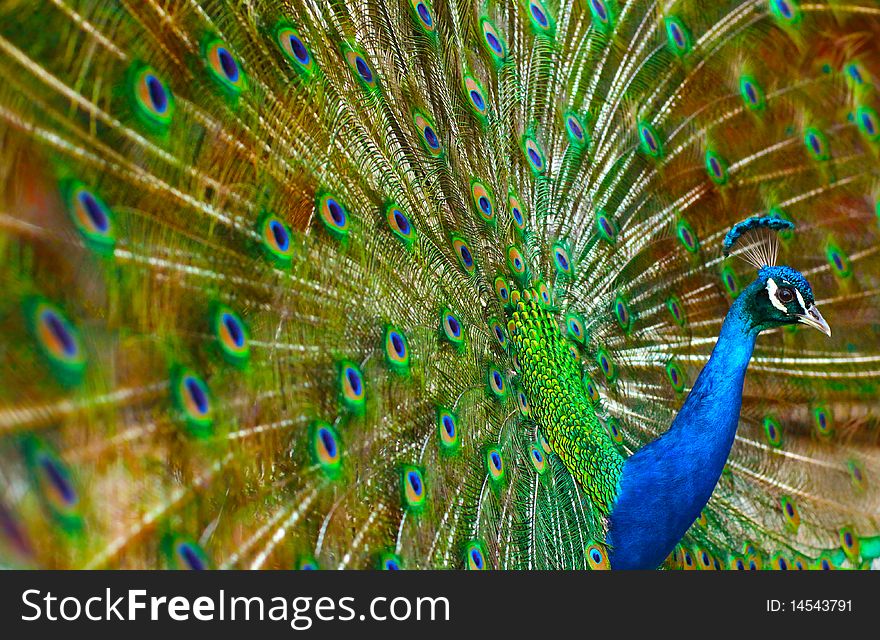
[{"xmin": 1, "ymin": 0, "xmax": 879, "ymax": 571}]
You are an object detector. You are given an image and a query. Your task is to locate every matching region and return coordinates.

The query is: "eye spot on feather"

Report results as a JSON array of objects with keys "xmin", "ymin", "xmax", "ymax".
[
  {"xmin": 705, "ymin": 149, "xmax": 729, "ymax": 185},
  {"xmin": 666, "ymin": 295, "xmax": 686, "ymax": 327},
  {"xmin": 596, "ymin": 347, "xmax": 617, "ymax": 382},
  {"xmin": 676, "ymin": 219, "xmax": 699, "ymax": 253},
  {"xmin": 338, "ymin": 361, "xmax": 366, "ymax": 412},
  {"xmin": 566, "ymin": 314, "xmax": 585, "ymax": 343},
  {"xmin": 780, "ymin": 495, "xmax": 800, "ymax": 532},
  {"xmin": 813, "ymin": 405, "xmax": 832, "ymax": 437},
  {"xmin": 384, "ymin": 204, "xmax": 416, "ymax": 248},
  {"xmin": 437, "ymin": 408, "xmax": 459, "ymax": 452},
  {"xmin": 595, "ymin": 210, "xmax": 618, "ymax": 243},
  {"xmin": 536, "ymin": 281, "xmax": 551, "ymax": 307},
  {"xmin": 480, "ymin": 18, "xmax": 506, "ymax": 62},
  {"xmin": 695, "ymin": 548, "xmax": 714, "ymax": 570},
  {"xmin": 803, "ymin": 127, "xmax": 830, "ymax": 161},
  {"xmin": 839, "ymin": 525, "xmax": 860, "ymax": 562},
  {"xmin": 721, "ymin": 265, "xmax": 740, "ymax": 297},
  {"xmin": 164, "ymin": 537, "xmax": 209, "ymax": 570},
  {"xmin": 553, "ymin": 244, "xmax": 573, "ymax": 276},
  {"xmin": 317, "ymin": 193, "xmax": 351, "ymax": 239},
  {"xmin": 638, "ymin": 122, "xmax": 663, "ymax": 158},
  {"xmin": 586, "ymin": 542, "xmax": 610, "ymax": 570},
  {"xmin": 309, "ymin": 421, "xmax": 342, "ymax": 473},
  {"xmin": 583, "ymin": 375, "xmax": 600, "ymax": 404},
  {"xmin": 276, "ymin": 25, "xmax": 316, "ymax": 76},
  {"xmin": 771, "ymin": 554, "xmax": 790, "ymax": 570},
  {"xmin": 452, "ymin": 235, "xmax": 476, "ymax": 275},
  {"xmin": 413, "ymin": 110, "xmax": 442, "ymax": 155},
  {"xmin": 384, "ymin": 326, "xmax": 410, "ymax": 373},
  {"xmin": 607, "ymin": 417, "xmax": 623, "ymax": 444},
  {"xmin": 440, "ymin": 309, "xmax": 465, "ymax": 347},
  {"xmin": 506, "ymin": 244, "xmax": 528, "ymax": 279},
  {"xmin": 24, "ymin": 439, "xmax": 79, "ymax": 527},
  {"xmin": 763, "ymin": 415, "xmax": 783, "ymax": 448},
  {"xmin": 847, "ymin": 460, "xmax": 866, "ymax": 492},
  {"xmin": 825, "ymin": 240, "xmax": 851, "ymax": 278},
  {"xmin": 517, "ymin": 391, "xmax": 530, "ymax": 417},
  {"xmin": 470, "ymin": 180, "xmax": 495, "ymax": 223},
  {"xmin": 770, "ymin": 0, "xmax": 801, "ymax": 24},
  {"xmin": 131, "ymin": 65, "xmax": 174, "ymax": 127},
  {"xmin": 613, "ymin": 295, "xmax": 631, "ymax": 332},
  {"xmin": 465, "ymin": 541, "xmax": 487, "ymax": 570},
  {"xmin": 27, "ymin": 299, "xmax": 86, "ymax": 382},
  {"xmin": 486, "ymin": 447, "xmax": 504, "ymax": 481},
  {"xmin": 565, "ymin": 113, "xmax": 588, "ymax": 147},
  {"xmin": 171, "ymin": 369, "xmax": 213, "ymax": 436},
  {"xmin": 856, "ymin": 106, "xmax": 879, "ymax": 142},
  {"xmin": 681, "ymin": 548, "xmax": 696, "ymax": 570},
  {"xmin": 846, "ymin": 62, "xmax": 868, "ymax": 86},
  {"xmin": 463, "ymin": 75, "xmax": 489, "ymax": 119},
  {"xmin": 522, "ymin": 135, "xmax": 546, "ymax": 173},
  {"xmin": 729, "ymin": 555, "xmax": 747, "ymax": 571},
  {"xmin": 342, "ymin": 44, "xmax": 379, "ymax": 90},
  {"xmin": 494, "ymin": 276, "xmax": 511, "ymax": 303},
  {"xmin": 379, "ymin": 553, "xmax": 403, "ymax": 570},
  {"xmin": 258, "ymin": 213, "xmax": 294, "ymax": 266},
  {"xmin": 65, "ymin": 182, "xmax": 116, "ymax": 252},
  {"xmin": 408, "ymin": 1, "xmax": 435, "ymax": 33},
  {"xmin": 401, "ymin": 466, "xmax": 426, "ymax": 510},
  {"xmin": 529, "ymin": 1, "xmax": 553, "ymax": 32},
  {"xmin": 488, "ymin": 366, "xmax": 507, "ymax": 400},
  {"xmin": 489, "ymin": 318, "xmax": 507, "ymax": 349},
  {"xmin": 214, "ymin": 306, "xmax": 250, "ymax": 364},
  {"xmin": 508, "ymin": 192, "xmax": 526, "ymax": 231},
  {"xmin": 665, "ymin": 360, "xmax": 686, "ymax": 393},
  {"xmin": 664, "ymin": 16, "xmax": 691, "ymax": 56},
  {"xmin": 739, "ymin": 75, "xmax": 766, "ymax": 111},
  {"xmin": 204, "ymin": 39, "xmax": 247, "ymax": 95},
  {"xmin": 588, "ymin": 0, "xmax": 613, "ymax": 26},
  {"xmin": 529, "ymin": 444, "xmax": 547, "ymax": 474}
]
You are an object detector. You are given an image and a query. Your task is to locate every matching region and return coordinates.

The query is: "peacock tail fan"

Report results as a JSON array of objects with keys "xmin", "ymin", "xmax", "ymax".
[{"xmin": 0, "ymin": 0, "xmax": 878, "ymax": 570}]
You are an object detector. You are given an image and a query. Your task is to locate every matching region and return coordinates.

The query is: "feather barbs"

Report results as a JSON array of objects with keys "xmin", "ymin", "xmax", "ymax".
[{"xmin": 723, "ymin": 215, "xmax": 796, "ymax": 269}]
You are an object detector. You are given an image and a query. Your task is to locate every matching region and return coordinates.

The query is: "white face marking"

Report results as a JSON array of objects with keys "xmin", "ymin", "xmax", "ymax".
[
  {"xmin": 794, "ymin": 288, "xmax": 807, "ymax": 314},
  {"xmin": 765, "ymin": 278, "xmax": 789, "ymax": 313}
]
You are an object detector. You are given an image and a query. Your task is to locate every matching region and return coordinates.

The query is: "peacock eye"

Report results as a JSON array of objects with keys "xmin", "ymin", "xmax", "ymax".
[{"xmin": 776, "ymin": 287, "xmax": 794, "ymax": 304}]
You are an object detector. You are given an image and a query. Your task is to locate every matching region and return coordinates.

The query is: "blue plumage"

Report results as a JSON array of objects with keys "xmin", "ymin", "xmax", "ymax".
[{"xmin": 607, "ymin": 284, "xmax": 758, "ymax": 569}]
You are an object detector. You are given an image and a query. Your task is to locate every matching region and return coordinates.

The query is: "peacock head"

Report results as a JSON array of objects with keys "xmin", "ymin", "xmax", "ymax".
[
  {"xmin": 724, "ymin": 216, "xmax": 830, "ymax": 337},
  {"xmin": 745, "ymin": 265, "xmax": 830, "ymax": 336}
]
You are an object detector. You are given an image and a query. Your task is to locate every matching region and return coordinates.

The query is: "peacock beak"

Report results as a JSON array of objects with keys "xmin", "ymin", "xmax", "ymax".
[{"xmin": 797, "ymin": 304, "xmax": 831, "ymax": 337}]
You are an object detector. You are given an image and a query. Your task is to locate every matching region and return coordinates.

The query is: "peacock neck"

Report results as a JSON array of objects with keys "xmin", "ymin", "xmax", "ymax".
[{"xmin": 606, "ymin": 292, "xmax": 758, "ymax": 569}]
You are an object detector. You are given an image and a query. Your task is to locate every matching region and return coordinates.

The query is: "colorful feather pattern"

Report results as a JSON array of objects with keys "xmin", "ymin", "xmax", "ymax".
[{"xmin": 0, "ymin": 0, "xmax": 878, "ymax": 569}]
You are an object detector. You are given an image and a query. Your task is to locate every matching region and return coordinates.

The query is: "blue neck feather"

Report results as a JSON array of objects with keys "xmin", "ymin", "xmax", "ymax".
[{"xmin": 606, "ymin": 291, "xmax": 758, "ymax": 569}]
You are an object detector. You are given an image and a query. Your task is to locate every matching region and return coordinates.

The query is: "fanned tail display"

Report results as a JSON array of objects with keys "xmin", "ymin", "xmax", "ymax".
[{"xmin": 0, "ymin": 0, "xmax": 879, "ymax": 570}]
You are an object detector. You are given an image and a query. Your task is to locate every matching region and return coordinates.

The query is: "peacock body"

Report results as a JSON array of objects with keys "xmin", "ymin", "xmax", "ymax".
[{"xmin": 1, "ymin": 0, "xmax": 879, "ymax": 570}]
